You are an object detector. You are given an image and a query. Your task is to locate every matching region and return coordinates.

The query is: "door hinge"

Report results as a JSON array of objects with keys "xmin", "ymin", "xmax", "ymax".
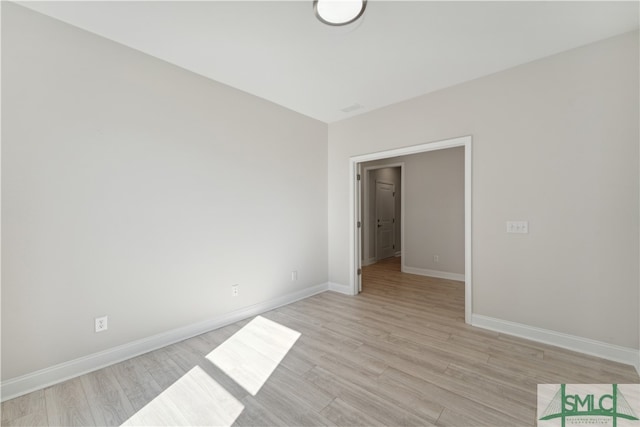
[
  {"xmin": 393, "ymin": 218, "xmax": 395, "ymax": 223},
  {"xmin": 357, "ymin": 268, "xmax": 362, "ymax": 275},
  {"xmin": 357, "ymin": 174, "xmax": 361, "ymax": 181},
  {"xmin": 393, "ymin": 244, "xmax": 395, "ymax": 249},
  {"xmin": 393, "ymin": 191, "xmax": 395, "ymax": 197},
  {"xmin": 357, "ymin": 221, "xmax": 361, "ymax": 228}
]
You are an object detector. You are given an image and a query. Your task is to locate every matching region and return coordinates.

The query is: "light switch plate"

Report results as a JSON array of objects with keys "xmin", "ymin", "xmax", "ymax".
[{"xmin": 507, "ymin": 221, "xmax": 529, "ymax": 234}]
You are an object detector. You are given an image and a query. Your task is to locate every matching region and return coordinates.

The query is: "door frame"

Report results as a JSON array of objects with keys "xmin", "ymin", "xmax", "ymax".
[{"xmin": 349, "ymin": 135, "xmax": 472, "ymax": 323}]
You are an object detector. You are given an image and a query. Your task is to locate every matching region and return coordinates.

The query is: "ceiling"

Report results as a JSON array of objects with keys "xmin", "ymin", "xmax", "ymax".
[{"xmin": 17, "ymin": 1, "xmax": 640, "ymax": 123}]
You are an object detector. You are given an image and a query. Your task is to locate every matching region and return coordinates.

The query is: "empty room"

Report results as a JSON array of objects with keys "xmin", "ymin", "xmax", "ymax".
[{"xmin": 2, "ymin": 1, "xmax": 639, "ymax": 426}]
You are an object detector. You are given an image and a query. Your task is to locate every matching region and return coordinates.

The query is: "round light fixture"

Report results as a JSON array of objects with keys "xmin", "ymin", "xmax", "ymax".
[{"xmin": 314, "ymin": 0, "xmax": 367, "ymax": 26}]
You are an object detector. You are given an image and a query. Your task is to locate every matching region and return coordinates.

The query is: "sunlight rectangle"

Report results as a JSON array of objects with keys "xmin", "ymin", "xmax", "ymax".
[
  {"xmin": 206, "ymin": 315, "xmax": 301, "ymax": 395},
  {"xmin": 121, "ymin": 366, "xmax": 244, "ymax": 426}
]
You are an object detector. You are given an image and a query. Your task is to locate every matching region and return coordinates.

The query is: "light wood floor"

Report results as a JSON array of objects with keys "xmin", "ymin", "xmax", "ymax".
[{"xmin": 3, "ymin": 257, "xmax": 638, "ymax": 426}]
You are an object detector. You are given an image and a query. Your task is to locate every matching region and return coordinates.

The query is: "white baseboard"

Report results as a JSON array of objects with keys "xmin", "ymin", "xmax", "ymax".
[
  {"xmin": 402, "ymin": 265, "xmax": 465, "ymax": 282},
  {"xmin": 362, "ymin": 257, "xmax": 376, "ymax": 266},
  {"xmin": 328, "ymin": 281, "xmax": 353, "ymax": 295},
  {"xmin": 394, "ymin": 252, "xmax": 402, "ymax": 257},
  {"xmin": 1, "ymin": 283, "xmax": 329, "ymax": 402},
  {"xmin": 472, "ymin": 314, "xmax": 639, "ymax": 368},
  {"xmin": 635, "ymin": 352, "xmax": 640, "ymax": 377}
]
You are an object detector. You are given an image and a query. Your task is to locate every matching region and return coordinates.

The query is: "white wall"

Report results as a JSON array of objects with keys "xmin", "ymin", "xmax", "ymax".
[
  {"xmin": 1, "ymin": 3, "xmax": 328, "ymax": 381},
  {"xmin": 328, "ymin": 31, "xmax": 639, "ymax": 348},
  {"xmin": 402, "ymin": 148, "xmax": 464, "ymax": 275}
]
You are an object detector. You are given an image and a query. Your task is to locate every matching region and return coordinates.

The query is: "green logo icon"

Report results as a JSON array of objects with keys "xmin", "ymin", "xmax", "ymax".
[{"xmin": 539, "ymin": 384, "xmax": 639, "ymax": 427}]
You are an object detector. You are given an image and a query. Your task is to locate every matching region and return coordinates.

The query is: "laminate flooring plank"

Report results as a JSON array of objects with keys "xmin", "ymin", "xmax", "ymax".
[
  {"xmin": 353, "ymin": 315, "xmax": 452, "ymax": 342},
  {"xmin": 122, "ymin": 364, "xmax": 245, "ymax": 426},
  {"xmin": 322, "ymin": 318, "xmax": 390, "ymax": 342},
  {"xmin": 312, "ymin": 351, "xmax": 444, "ymax": 422},
  {"xmin": 403, "ymin": 313, "xmax": 500, "ymax": 341},
  {"xmin": 319, "ymin": 398, "xmax": 387, "ymax": 427},
  {"xmin": 44, "ymin": 378, "xmax": 96, "ymax": 427},
  {"xmin": 232, "ymin": 396, "xmax": 289, "ymax": 427},
  {"xmin": 379, "ymin": 367, "xmax": 527, "ymax": 427},
  {"xmin": 80, "ymin": 368, "xmax": 135, "ymax": 426},
  {"xmin": 137, "ymin": 348, "xmax": 186, "ymax": 389},
  {"xmin": 277, "ymin": 346, "xmax": 317, "ymax": 376},
  {"xmin": 198, "ymin": 322, "xmax": 245, "ymax": 347},
  {"xmin": 445, "ymin": 360, "xmax": 539, "ymax": 397},
  {"xmin": 435, "ymin": 407, "xmax": 518, "ymax": 427},
  {"xmin": 272, "ymin": 305, "xmax": 326, "ymax": 328},
  {"xmin": 540, "ymin": 347, "xmax": 638, "ymax": 381},
  {"xmin": 319, "ymin": 290, "xmax": 408, "ymax": 315},
  {"xmin": 108, "ymin": 358, "xmax": 163, "ymax": 412},
  {"xmin": 180, "ymin": 334, "xmax": 218, "ymax": 356},
  {"xmin": 262, "ymin": 310, "xmax": 323, "ymax": 335},
  {"xmin": 358, "ymin": 341, "xmax": 450, "ymax": 375},
  {"xmin": 264, "ymin": 310, "xmax": 362, "ymax": 351},
  {"xmin": 326, "ymin": 344, "xmax": 389, "ymax": 375},
  {"xmin": 305, "ymin": 366, "xmax": 435, "ymax": 427},
  {"xmin": 265, "ymin": 365, "xmax": 334, "ymax": 412},
  {"xmin": 358, "ymin": 291, "xmax": 461, "ymax": 320},
  {"xmin": 386, "ymin": 355, "xmax": 536, "ymax": 422},
  {"xmin": 164, "ymin": 339, "xmax": 249, "ymax": 399},
  {"xmin": 2, "ymin": 410, "xmax": 49, "ymax": 427},
  {"xmin": 290, "ymin": 298, "xmax": 365, "ymax": 324},
  {"xmin": 385, "ymin": 332, "xmax": 491, "ymax": 365},
  {"xmin": 252, "ymin": 376, "xmax": 335, "ymax": 427},
  {"xmin": 447, "ymin": 333, "xmax": 544, "ymax": 360},
  {"xmin": 487, "ymin": 352, "xmax": 616, "ymax": 385},
  {"xmin": 442, "ymin": 363, "xmax": 537, "ymax": 410},
  {"xmin": 271, "ymin": 307, "xmax": 365, "ymax": 348},
  {"xmin": 1, "ymin": 389, "xmax": 46, "ymax": 424}
]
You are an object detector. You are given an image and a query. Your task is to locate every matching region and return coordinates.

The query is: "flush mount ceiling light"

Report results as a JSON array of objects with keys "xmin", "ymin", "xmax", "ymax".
[{"xmin": 314, "ymin": 0, "xmax": 367, "ymax": 26}]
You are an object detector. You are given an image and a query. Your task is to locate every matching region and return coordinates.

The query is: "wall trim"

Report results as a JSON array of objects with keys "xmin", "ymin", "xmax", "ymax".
[
  {"xmin": 472, "ymin": 314, "xmax": 639, "ymax": 368},
  {"xmin": 1, "ymin": 283, "xmax": 329, "ymax": 402},
  {"xmin": 635, "ymin": 352, "xmax": 640, "ymax": 377},
  {"xmin": 328, "ymin": 281, "xmax": 353, "ymax": 295},
  {"xmin": 402, "ymin": 266, "xmax": 465, "ymax": 282}
]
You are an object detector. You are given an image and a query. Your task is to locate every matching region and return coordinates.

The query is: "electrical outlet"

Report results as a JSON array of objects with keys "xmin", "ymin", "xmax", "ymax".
[
  {"xmin": 95, "ymin": 316, "xmax": 108, "ymax": 333},
  {"xmin": 291, "ymin": 271, "xmax": 298, "ymax": 281},
  {"xmin": 232, "ymin": 284, "xmax": 239, "ymax": 297},
  {"xmin": 433, "ymin": 255, "xmax": 439, "ymax": 263}
]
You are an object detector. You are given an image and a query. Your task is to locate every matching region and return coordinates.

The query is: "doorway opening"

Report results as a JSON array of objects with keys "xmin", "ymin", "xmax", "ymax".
[
  {"xmin": 349, "ymin": 135, "xmax": 472, "ymax": 323},
  {"xmin": 361, "ymin": 164, "xmax": 403, "ymax": 266}
]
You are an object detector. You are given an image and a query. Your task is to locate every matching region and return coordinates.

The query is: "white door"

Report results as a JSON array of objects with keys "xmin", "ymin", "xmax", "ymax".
[{"xmin": 375, "ymin": 181, "xmax": 396, "ymax": 260}]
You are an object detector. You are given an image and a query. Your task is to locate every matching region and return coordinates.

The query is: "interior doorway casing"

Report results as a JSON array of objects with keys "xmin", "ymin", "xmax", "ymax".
[{"xmin": 349, "ymin": 135, "xmax": 472, "ymax": 323}]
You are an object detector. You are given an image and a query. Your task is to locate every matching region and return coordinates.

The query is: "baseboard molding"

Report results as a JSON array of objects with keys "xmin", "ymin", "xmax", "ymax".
[
  {"xmin": 1, "ymin": 283, "xmax": 329, "ymax": 402},
  {"xmin": 402, "ymin": 265, "xmax": 465, "ymax": 282},
  {"xmin": 328, "ymin": 281, "xmax": 353, "ymax": 295},
  {"xmin": 635, "ymin": 352, "xmax": 640, "ymax": 377},
  {"xmin": 394, "ymin": 252, "xmax": 402, "ymax": 257},
  {"xmin": 472, "ymin": 314, "xmax": 639, "ymax": 368}
]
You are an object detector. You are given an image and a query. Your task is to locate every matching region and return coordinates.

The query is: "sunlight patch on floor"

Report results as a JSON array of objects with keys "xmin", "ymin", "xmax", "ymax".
[
  {"xmin": 206, "ymin": 315, "xmax": 301, "ymax": 395},
  {"xmin": 121, "ymin": 365, "xmax": 244, "ymax": 426}
]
